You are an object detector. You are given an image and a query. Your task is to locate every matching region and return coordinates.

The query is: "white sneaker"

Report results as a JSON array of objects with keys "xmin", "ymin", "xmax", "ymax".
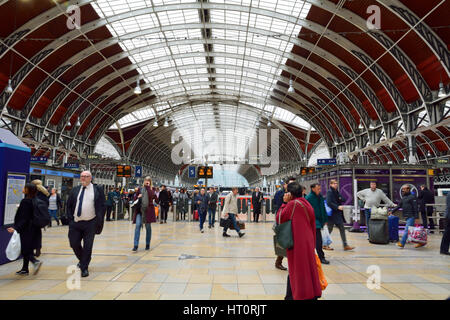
[{"xmin": 200, "ymin": 229, "xmax": 204, "ymax": 233}]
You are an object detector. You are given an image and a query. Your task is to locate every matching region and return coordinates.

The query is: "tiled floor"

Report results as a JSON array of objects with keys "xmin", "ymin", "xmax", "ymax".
[{"xmin": 0, "ymin": 219, "xmax": 449, "ymax": 300}]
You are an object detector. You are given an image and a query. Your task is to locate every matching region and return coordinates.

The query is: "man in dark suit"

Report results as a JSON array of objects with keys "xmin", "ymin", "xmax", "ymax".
[
  {"xmin": 418, "ymin": 185, "xmax": 435, "ymax": 232},
  {"xmin": 252, "ymin": 187, "xmax": 264, "ymax": 223},
  {"xmin": 66, "ymin": 171, "xmax": 106, "ymax": 277},
  {"xmin": 326, "ymin": 179, "xmax": 355, "ymax": 251}
]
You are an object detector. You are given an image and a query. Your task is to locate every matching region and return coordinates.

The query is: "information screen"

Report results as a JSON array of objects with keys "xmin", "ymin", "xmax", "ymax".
[{"xmin": 117, "ymin": 165, "xmax": 132, "ymax": 177}]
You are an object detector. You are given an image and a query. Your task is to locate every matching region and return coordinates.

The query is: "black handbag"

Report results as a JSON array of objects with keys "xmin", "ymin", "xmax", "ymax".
[{"xmin": 220, "ymin": 217, "xmax": 231, "ymax": 228}]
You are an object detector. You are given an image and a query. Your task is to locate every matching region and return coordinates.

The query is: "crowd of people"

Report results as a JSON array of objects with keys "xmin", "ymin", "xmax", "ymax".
[{"xmin": 5, "ymin": 170, "xmax": 450, "ymax": 301}]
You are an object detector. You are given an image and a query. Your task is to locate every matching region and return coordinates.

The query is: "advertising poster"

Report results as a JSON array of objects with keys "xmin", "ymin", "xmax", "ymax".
[
  {"xmin": 339, "ymin": 176, "xmax": 354, "ymax": 205},
  {"xmin": 3, "ymin": 174, "xmax": 26, "ymax": 226},
  {"xmin": 392, "ymin": 176, "xmax": 427, "ymax": 203}
]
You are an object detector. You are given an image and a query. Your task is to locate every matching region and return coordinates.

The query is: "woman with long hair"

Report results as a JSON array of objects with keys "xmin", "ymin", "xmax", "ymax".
[
  {"xmin": 31, "ymin": 180, "xmax": 49, "ymax": 257},
  {"xmin": 276, "ymin": 182, "xmax": 322, "ymax": 300},
  {"xmin": 132, "ymin": 177, "xmax": 158, "ymax": 252},
  {"xmin": 7, "ymin": 183, "xmax": 43, "ymax": 275}
]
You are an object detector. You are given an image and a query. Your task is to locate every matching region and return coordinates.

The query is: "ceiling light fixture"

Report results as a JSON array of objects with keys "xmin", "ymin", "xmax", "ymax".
[
  {"xmin": 163, "ymin": 117, "xmax": 169, "ymax": 127},
  {"xmin": 76, "ymin": 118, "xmax": 81, "ymax": 127},
  {"xmin": 134, "ymin": 79, "xmax": 142, "ymax": 95},
  {"xmin": 288, "ymin": 78, "xmax": 295, "ymax": 93},
  {"xmin": 438, "ymin": 82, "xmax": 446, "ymax": 98},
  {"xmin": 358, "ymin": 121, "xmax": 364, "ymax": 130},
  {"xmin": 153, "ymin": 119, "xmax": 158, "ymax": 127},
  {"xmin": 5, "ymin": 79, "xmax": 13, "ymax": 94}
]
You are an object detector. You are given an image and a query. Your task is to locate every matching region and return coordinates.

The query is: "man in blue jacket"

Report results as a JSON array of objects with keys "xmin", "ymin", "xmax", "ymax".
[
  {"xmin": 326, "ymin": 179, "xmax": 355, "ymax": 251},
  {"xmin": 195, "ymin": 188, "xmax": 209, "ymax": 233},
  {"xmin": 306, "ymin": 183, "xmax": 329, "ymax": 264}
]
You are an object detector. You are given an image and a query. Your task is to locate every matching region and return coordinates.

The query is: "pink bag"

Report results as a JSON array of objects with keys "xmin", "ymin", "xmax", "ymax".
[{"xmin": 407, "ymin": 225, "xmax": 427, "ymax": 244}]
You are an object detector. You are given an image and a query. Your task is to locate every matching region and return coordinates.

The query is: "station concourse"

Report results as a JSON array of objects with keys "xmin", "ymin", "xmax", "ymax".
[{"xmin": 0, "ymin": 0, "xmax": 449, "ymax": 302}]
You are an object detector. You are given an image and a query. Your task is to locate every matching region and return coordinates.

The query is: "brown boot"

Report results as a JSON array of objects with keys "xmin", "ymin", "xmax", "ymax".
[
  {"xmin": 344, "ymin": 245, "xmax": 355, "ymax": 251},
  {"xmin": 275, "ymin": 256, "xmax": 287, "ymax": 270}
]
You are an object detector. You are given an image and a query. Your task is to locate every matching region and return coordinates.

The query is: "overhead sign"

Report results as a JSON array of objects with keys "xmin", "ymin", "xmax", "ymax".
[
  {"xmin": 64, "ymin": 163, "xmax": 79, "ymax": 169},
  {"xmin": 188, "ymin": 166, "xmax": 196, "ymax": 178},
  {"xmin": 317, "ymin": 158, "xmax": 337, "ymax": 165},
  {"xmin": 300, "ymin": 167, "xmax": 316, "ymax": 175},
  {"xmin": 30, "ymin": 156, "xmax": 48, "ymax": 163},
  {"xmin": 205, "ymin": 166, "xmax": 213, "ymax": 178},
  {"xmin": 135, "ymin": 166, "xmax": 142, "ymax": 177},
  {"xmin": 117, "ymin": 165, "xmax": 131, "ymax": 177},
  {"xmin": 87, "ymin": 154, "xmax": 101, "ymax": 160},
  {"xmin": 436, "ymin": 158, "xmax": 449, "ymax": 164}
]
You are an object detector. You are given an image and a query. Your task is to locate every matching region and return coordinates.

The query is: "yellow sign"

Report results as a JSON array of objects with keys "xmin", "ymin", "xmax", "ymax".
[{"xmin": 428, "ymin": 169, "xmax": 434, "ymax": 176}]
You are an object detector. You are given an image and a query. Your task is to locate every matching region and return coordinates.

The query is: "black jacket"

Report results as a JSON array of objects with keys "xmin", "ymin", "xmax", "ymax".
[
  {"xmin": 66, "ymin": 184, "xmax": 106, "ymax": 235},
  {"xmin": 14, "ymin": 198, "xmax": 35, "ymax": 251},
  {"xmin": 392, "ymin": 192, "xmax": 419, "ymax": 219},
  {"xmin": 207, "ymin": 192, "xmax": 218, "ymax": 209},
  {"xmin": 417, "ymin": 188, "xmax": 434, "ymax": 213},
  {"xmin": 252, "ymin": 192, "xmax": 264, "ymax": 209},
  {"xmin": 158, "ymin": 190, "xmax": 172, "ymax": 207},
  {"xmin": 326, "ymin": 187, "xmax": 346, "ymax": 225}
]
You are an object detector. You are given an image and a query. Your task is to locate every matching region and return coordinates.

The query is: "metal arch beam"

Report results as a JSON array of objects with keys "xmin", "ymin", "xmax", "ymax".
[
  {"xmin": 1, "ymin": 3, "xmax": 404, "ymax": 135},
  {"xmin": 430, "ymin": 129, "xmax": 450, "ymax": 152},
  {"xmin": 415, "ymin": 133, "xmax": 440, "ymax": 157},
  {"xmin": 102, "ymin": 134, "xmax": 124, "ymax": 159},
  {"xmin": 377, "ymin": 0, "xmax": 450, "ymax": 76},
  {"xmin": 93, "ymin": 86, "xmax": 339, "ymax": 149}
]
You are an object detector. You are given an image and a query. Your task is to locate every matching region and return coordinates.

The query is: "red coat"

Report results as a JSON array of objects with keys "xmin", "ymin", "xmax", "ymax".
[
  {"xmin": 132, "ymin": 187, "xmax": 158, "ymax": 224},
  {"xmin": 276, "ymin": 197, "xmax": 322, "ymax": 300}
]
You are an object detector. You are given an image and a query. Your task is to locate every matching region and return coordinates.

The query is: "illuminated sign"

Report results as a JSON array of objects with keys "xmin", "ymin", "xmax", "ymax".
[{"xmin": 117, "ymin": 165, "xmax": 131, "ymax": 177}]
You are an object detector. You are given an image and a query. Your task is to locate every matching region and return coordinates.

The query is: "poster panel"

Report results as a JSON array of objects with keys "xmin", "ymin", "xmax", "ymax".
[{"xmin": 3, "ymin": 174, "xmax": 26, "ymax": 226}]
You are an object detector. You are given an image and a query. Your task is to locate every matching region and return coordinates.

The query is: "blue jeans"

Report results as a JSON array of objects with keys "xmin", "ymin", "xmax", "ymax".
[
  {"xmin": 208, "ymin": 207, "xmax": 216, "ymax": 226},
  {"xmin": 199, "ymin": 210, "xmax": 207, "ymax": 230},
  {"xmin": 134, "ymin": 213, "xmax": 151, "ymax": 247},
  {"xmin": 365, "ymin": 208, "xmax": 371, "ymax": 236},
  {"xmin": 223, "ymin": 213, "xmax": 240, "ymax": 234},
  {"xmin": 49, "ymin": 209, "xmax": 58, "ymax": 222},
  {"xmin": 401, "ymin": 217, "xmax": 415, "ymax": 246}
]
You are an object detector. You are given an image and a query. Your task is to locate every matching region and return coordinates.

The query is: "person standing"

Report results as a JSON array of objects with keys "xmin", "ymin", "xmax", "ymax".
[
  {"xmin": 306, "ymin": 183, "xmax": 329, "ymax": 265},
  {"xmin": 418, "ymin": 185, "xmax": 435, "ymax": 232},
  {"xmin": 31, "ymin": 179, "xmax": 49, "ymax": 257},
  {"xmin": 273, "ymin": 177, "xmax": 296, "ymax": 270},
  {"xmin": 48, "ymin": 188, "xmax": 63, "ymax": 227},
  {"xmin": 158, "ymin": 185, "xmax": 171, "ymax": 224},
  {"xmin": 326, "ymin": 179, "xmax": 355, "ymax": 251},
  {"xmin": 207, "ymin": 187, "xmax": 218, "ymax": 228},
  {"xmin": 132, "ymin": 177, "xmax": 158, "ymax": 252},
  {"xmin": 196, "ymin": 188, "xmax": 209, "ymax": 233},
  {"xmin": 178, "ymin": 188, "xmax": 188, "ymax": 221},
  {"xmin": 66, "ymin": 171, "xmax": 106, "ymax": 277},
  {"xmin": 7, "ymin": 183, "xmax": 43, "ymax": 275},
  {"xmin": 440, "ymin": 191, "xmax": 450, "ymax": 255},
  {"xmin": 277, "ymin": 182, "xmax": 322, "ymax": 300},
  {"xmin": 356, "ymin": 181, "xmax": 395, "ymax": 237},
  {"xmin": 252, "ymin": 187, "xmax": 264, "ymax": 223},
  {"xmin": 391, "ymin": 185, "xmax": 422, "ymax": 249},
  {"xmin": 221, "ymin": 187, "xmax": 245, "ymax": 238}
]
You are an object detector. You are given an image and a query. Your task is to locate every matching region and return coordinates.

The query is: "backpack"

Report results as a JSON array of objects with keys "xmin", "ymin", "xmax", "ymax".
[{"xmin": 32, "ymin": 197, "xmax": 51, "ymax": 228}]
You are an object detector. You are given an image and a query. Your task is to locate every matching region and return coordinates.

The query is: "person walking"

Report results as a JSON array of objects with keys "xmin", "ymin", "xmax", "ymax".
[
  {"xmin": 196, "ymin": 188, "xmax": 209, "ymax": 233},
  {"xmin": 221, "ymin": 187, "xmax": 245, "ymax": 238},
  {"xmin": 440, "ymin": 191, "xmax": 450, "ymax": 255},
  {"xmin": 7, "ymin": 183, "xmax": 43, "ymax": 275},
  {"xmin": 326, "ymin": 179, "xmax": 355, "ymax": 251},
  {"xmin": 178, "ymin": 188, "xmax": 188, "ymax": 221},
  {"xmin": 105, "ymin": 188, "xmax": 117, "ymax": 221},
  {"xmin": 31, "ymin": 179, "xmax": 49, "ymax": 257},
  {"xmin": 207, "ymin": 187, "xmax": 218, "ymax": 228},
  {"xmin": 356, "ymin": 181, "xmax": 395, "ymax": 237},
  {"xmin": 132, "ymin": 177, "xmax": 158, "ymax": 252},
  {"xmin": 66, "ymin": 171, "xmax": 106, "ymax": 277},
  {"xmin": 277, "ymin": 182, "xmax": 322, "ymax": 300},
  {"xmin": 158, "ymin": 185, "xmax": 171, "ymax": 224},
  {"xmin": 273, "ymin": 177, "xmax": 296, "ymax": 270},
  {"xmin": 306, "ymin": 183, "xmax": 330, "ymax": 265},
  {"xmin": 391, "ymin": 185, "xmax": 422, "ymax": 249},
  {"xmin": 48, "ymin": 188, "xmax": 63, "ymax": 227},
  {"xmin": 418, "ymin": 185, "xmax": 435, "ymax": 233},
  {"xmin": 252, "ymin": 187, "xmax": 264, "ymax": 223}
]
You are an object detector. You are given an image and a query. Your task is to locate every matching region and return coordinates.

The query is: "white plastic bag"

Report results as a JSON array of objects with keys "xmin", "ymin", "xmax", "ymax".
[
  {"xmin": 321, "ymin": 227, "xmax": 333, "ymax": 246},
  {"xmin": 5, "ymin": 231, "xmax": 21, "ymax": 261}
]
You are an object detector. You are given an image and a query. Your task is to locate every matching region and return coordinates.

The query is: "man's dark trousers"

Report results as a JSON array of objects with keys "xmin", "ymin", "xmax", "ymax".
[
  {"xmin": 68, "ymin": 217, "xmax": 97, "ymax": 271},
  {"xmin": 316, "ymin": 228, "xmax": 325, "ymax": 260}
]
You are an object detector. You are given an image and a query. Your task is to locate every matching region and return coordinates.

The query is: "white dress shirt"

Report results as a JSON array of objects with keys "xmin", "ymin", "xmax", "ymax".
[{"xmin": 74, "ymin": 183, "xmax": 96, "ymax": 222}]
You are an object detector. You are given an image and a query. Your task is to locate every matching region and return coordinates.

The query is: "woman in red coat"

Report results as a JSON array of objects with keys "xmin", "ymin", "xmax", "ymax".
[{"xmin": 276, "ymin": 182, "xmax": 322, "ymax": 300}]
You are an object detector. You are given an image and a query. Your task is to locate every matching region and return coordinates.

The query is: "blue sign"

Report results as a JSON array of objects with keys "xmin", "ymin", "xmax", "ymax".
[
  {"xmin": 135, "ymin": 166, "xmax": 142, "ymax": 177},
  {"xmin": 30, "ymin": 156, "xmax": 48, "ymax": 163},
  {"xmin": 317, "ymin": 158, "xmax": 336, "ymax": 165},
  {"xmin": 188, "ymin": 166, "xmax": 196, "ymax": 178},
  {"xmin": 64, "ymin": 163, "xmax": 79, "ymax": 169}
]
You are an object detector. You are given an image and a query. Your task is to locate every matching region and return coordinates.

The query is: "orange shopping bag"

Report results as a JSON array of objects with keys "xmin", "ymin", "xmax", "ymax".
[
  {"xmin": 315, "ymin": 254, "xmax": 328, "ymax": 290},
  {"xmin": 155, "ymin": 206, "xmax": 159, "ymax": 218}
]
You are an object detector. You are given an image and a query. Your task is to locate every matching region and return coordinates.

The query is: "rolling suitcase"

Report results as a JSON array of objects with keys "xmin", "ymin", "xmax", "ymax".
[
  {"xmin": 388, "ymin": 215, "xmax": 399, "ymax": 242},
  {"xmin": 368, "ymin": 219, "xmax": 389, "ymax": 244},
  {"xmin": 194, "ymin": 210, "xmax": 199, "ymax": 221}
]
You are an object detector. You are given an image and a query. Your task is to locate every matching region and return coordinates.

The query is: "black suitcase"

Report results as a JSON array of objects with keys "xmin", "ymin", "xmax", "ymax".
[{"xmin": 369, "ymin": 219, "xmax": 389, "ymax": 244}]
